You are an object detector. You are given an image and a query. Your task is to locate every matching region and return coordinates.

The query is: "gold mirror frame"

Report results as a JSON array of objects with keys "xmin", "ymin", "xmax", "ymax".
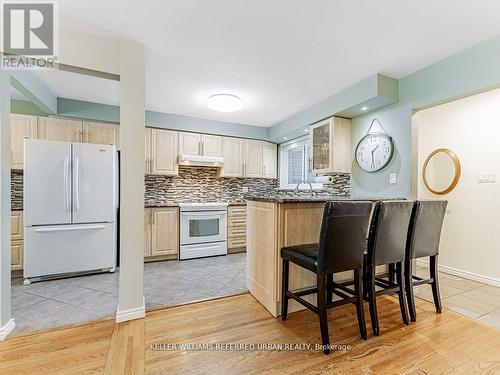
[{"xmin": 422, "ymin": 148, "xmax": 461, "ymax": 195}]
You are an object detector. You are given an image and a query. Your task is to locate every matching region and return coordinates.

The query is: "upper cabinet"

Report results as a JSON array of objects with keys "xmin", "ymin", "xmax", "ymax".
[
  {"xmin": 178, "ymin": 132, "xmax": 223, "ymax": 160},
  {"xmin": 179, "ymin": 132, "xmax": 202, "ymax": 156},
  {"xmin": 201, "ymin": 134, "xmax": 223, "ymax": 157},
  {"xmin": 262, "ymin": 142, "xmax": 277, "ymax": 179},
  {"xmin": 145, "ymin": 128, "xmax": 178, "ymax": 176},
  {"xmin": 309, "ymin": 116, "xmax": 351, "ymax": 174},
  {"xmin": 243, "ymin": 140, "xmax": 263, "ymax": 178},
  {"xmin": 220, "ymin": 137, "xmax": 244, "ymax": 177},
  {"xmin": 83, "ymin": 121, "xmax": 120, "ymax": 148},
  {"xmin": 219, "ymin": 138, "xmax": 276, "ymax": 179},
  {"xmin": 38, "ymin": 117, "xmax": 83, "ymax": 142},
  {"xmin": 11, "ymin": 114, "xmax": 37, "ymax": 170}
]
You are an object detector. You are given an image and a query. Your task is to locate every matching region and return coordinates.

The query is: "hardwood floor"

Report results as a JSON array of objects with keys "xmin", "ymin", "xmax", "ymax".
[{"xmin": 1, "ymin": 293, "xmax": 500, "ymax": 374}]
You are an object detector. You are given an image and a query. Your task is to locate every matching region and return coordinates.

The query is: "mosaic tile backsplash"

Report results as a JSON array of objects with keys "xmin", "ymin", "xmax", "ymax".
[
  {"xmin": 10, "ymin": 167, "xmax": 350, "ymax": 210},
  {"xmin": 145, "ymin": 166, "xmax": 350, "ymax": 205}
]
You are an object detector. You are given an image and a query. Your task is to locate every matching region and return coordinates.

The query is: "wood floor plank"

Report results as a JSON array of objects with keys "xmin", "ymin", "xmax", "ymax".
[{"xmin": 1, "ymin": 293, "xmax": 499, "ymax": 374}]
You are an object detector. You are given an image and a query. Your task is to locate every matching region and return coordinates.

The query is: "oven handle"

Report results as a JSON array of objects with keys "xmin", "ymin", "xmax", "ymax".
[{"xmin": 180, "ymin": 211, "xmax": 227, "ymax": 216}]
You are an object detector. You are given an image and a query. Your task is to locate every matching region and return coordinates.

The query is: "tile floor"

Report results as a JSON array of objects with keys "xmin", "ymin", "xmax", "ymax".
[
  {"xmin": 11, "ymin": 252, "xmax": 247, "ymax": 333},
  {"xmin": 415, "ymin": 265, "xmax": 500, "ymax": 330}
]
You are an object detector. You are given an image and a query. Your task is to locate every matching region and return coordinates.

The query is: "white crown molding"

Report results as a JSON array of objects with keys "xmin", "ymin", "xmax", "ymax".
[
  {"xmin": 115, "ymin": 297, "xmax": 145, "ymax": 323},
  {"xmin": 416, "ymin": 259, "xmax": 500, "ymax": 288},
  {"xmin": 0, "ymin": 318, "xmax": 16, "ymax": 341}
]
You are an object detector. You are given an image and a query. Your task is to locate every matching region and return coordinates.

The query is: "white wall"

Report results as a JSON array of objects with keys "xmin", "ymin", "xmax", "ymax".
[{"xmin": 415, "ymin": 88, "xmax": 500, "ymax": 284}]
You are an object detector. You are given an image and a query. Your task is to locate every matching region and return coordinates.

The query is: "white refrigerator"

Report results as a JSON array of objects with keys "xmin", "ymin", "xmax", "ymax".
[{"xmin": 23, "ymin": 139, "xmax": 118, "ymax": 285}]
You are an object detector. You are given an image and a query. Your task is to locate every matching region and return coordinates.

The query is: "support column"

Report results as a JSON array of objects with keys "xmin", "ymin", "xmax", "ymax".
[
  {"xmin": 116, "ymin": 40, "xmax": 145, "ymax": 322},
  {"xmin": 0, "ymin": 70, "xmax": 14, "ymax": 340}
]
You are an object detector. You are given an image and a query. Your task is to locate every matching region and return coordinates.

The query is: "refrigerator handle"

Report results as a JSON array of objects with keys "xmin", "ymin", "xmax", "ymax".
[
  {"xmin": 63, "ymin": 156, "xmax": 70, "ymax": 212},
  {"xmin": 73, "ymin": 156, "xmax": 80, "ymax": 212}
]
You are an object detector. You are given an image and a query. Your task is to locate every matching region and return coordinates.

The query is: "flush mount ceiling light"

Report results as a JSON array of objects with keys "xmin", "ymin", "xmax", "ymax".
[
  {"xmin": 206, "ymin": 94, "xmax": 244, "ymax": 112},
  {"xmin": 360, "ymin": 105, "xmax": 370, "ymax": 111}
]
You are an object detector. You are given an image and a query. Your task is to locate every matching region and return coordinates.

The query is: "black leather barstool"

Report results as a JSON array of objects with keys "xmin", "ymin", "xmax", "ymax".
[
  {"xmin": 364, "ymin": 200, "xmax": 413, "ymax": 336},
  {"xmin": 281, "ymin": 201, "xmax": 374, "ymax": 354},
  {"xmin": 404, "ymin": 200, "xmax": 448, "ymax": 322}
]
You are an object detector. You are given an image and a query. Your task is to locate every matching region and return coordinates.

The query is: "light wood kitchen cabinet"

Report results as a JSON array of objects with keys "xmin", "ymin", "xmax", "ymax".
[
  {"xmin": 243, "ymin": 139, "xmax": 263, "ymax": 178},
  {"xmin": 220, "ymin": 137, "xmax": 244, "ymax": 177},
  {"xmin": 201, "ymin": 134, "xmax": 223, "ymax": 157},
  {"xmin": 11, "ymin": 211, "xmax": 23, "ymax": 270},
  {"xmin": 11, "ymin": 114, "xmax": 38, "ymax": 170},
  {"xmin": 144, "ymin": 209, "xmax": 151, "ymax": 257},
  {"xmin": 83, "ymin": 121, "xmax": 120, "ymax": 148},
  {"xmin": 262, "ymin": 142, "xmax": 277, "ymax": 179},
  {"xmin": 145, "ymin": 128, "xmax": 178, "ymax": 175},
  {"xmin": 144, "ymin": 207, "xmax": 179, "ymax": 260},
  {"xmin": 179, "ymin": 132, "xmax": 202, "ymax": 156},
  {"xmin": 227, "ymin": 205, "xmax": 247, "ymax": 253},
  {"xmin": 309, "ymin": 116, "xmax": 351, "ymax": 174},
  {"xmin": 38, "ymin": 117, "xmax": 83, "ymax": 142}
]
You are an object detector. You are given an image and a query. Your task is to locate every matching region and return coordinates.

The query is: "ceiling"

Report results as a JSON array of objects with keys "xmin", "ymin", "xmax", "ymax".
[{"xmin": 42, "ymin": 0, "xmax": 500, "ymax": 127}]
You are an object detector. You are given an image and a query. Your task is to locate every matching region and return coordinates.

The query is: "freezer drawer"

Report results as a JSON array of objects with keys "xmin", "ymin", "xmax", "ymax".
[
  {"xmin": 180, "ymin": 241, "xmax": 227, "ymax": 260},
  {"xmin": 24, "ymin": 223, "xmax": 116, "ymax": 279}
]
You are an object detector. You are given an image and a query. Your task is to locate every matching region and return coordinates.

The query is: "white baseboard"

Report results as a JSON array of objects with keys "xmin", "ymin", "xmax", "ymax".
[
  {"xmin": 416, "ymin": 259, "xmax": 500, "ymax": 288},
  {"xmin": 0, "ymin": 318, "xmax": 15, "ymax": 341},
  {"xmin": 115, "ymin": 297, "xmax": 145, "ymax": 323}
]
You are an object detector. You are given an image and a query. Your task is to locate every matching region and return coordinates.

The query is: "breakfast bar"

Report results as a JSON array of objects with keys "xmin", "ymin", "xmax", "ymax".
[{"xmin": 246, "ymin": 195, "xmax": 388, "ymax": 317}]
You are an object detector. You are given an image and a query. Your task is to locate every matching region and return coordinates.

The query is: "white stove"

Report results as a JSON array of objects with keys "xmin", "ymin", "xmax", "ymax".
[{"xmin": 179, "ymin": 202, "xmax": 228, "ymax": 260}]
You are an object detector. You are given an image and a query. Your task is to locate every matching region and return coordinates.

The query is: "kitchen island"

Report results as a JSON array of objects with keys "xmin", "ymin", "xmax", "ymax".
[{"xmin": 246, "ymin": 195, "xmax": 389, "ymax": 317}]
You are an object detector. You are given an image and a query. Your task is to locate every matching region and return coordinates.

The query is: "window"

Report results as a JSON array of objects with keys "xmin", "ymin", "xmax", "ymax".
[{"xmin": 279, "ymin": 136, "xmax": 322, "ymax": 190}]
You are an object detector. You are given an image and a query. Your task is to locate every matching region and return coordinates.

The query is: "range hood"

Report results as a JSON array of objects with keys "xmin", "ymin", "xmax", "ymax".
[{"xmin": 179, "ymin": 154, "xmax": 224, "ymax": 167}]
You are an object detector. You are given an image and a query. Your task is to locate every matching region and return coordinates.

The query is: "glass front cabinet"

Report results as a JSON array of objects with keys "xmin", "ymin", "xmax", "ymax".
[{"xmin": 309, "ymin": 116, "xmax": 352, "ymax": 174}]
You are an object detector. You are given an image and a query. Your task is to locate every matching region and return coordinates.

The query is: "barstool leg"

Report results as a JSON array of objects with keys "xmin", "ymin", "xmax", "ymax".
[
  {"xmin": 405, "ymin": 258, "xmax": 417, "ymax": 322},
  {"xmin": 367, "ymin": 265, "xmax": 380, "ymax": 336},
  {"xmin": 326, "ymin": 274, "xmax": 333, "ymax": 304},
  {"xmin": 354, "ymin": 269, "xmax": 367, "ymax": 340},
  {"xmin": 281, "ymin": 259, "xmax": 289, "ymax": 320},
  {"xmin": 388, "ymin": 263, "xmax": 395, "ymax": 284},
  {"xmin": 317, "ymin": 274, "xmax": 330, "ymax": 354},
  {"xmin": 430, "ymin": 255, "xmax": 442, "ymax": 314},
  {"xmin": 396, "ymin": 262, "xmax": 409, "ymax": 325}
]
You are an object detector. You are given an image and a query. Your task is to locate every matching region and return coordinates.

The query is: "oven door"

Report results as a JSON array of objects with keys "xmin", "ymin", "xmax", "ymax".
[{"xmin": 180, "ymin": 210, "xmax": 227, "ymax": 245}]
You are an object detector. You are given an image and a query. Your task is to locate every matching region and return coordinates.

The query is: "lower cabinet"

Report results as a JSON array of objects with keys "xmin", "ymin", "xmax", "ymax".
[
  {"xmin": 227, "ymin": 205, "xmax": 247, "ymax": 253},
  {"xmin": 144, "ymin": 207, "xmax": 179, "ymax": 261},
  {"xmin": 11, "ymin": 211, "xmax": 23, "ymax": 270}
]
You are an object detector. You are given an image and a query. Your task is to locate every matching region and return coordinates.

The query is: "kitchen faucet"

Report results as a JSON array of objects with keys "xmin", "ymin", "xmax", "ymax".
[{"xmin": 295, "ymin": 180, "xmax": 313, "ymax": 196}]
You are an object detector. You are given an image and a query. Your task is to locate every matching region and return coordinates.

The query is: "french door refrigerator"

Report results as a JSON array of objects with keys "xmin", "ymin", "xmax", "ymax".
[{"xmin": 23, "ymin": 139, "xmax": 118, "ymax": 285}]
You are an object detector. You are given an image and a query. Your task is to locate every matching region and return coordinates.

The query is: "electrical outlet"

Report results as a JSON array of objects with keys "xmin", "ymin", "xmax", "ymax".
[
  {"xmin": 389, "ymin": 173, "xmax": 397, "ymax": 184},
  {"xmin": 242, "ymin": 187, "xmax": 249, "ymax": 193},
  {"xmin": 477, "ymin": 173, "xmax": 496, "ymax": 183}
]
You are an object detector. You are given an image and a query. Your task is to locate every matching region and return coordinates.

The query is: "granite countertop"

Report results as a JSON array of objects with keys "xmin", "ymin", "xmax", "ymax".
[
  {"xmin": 144, "ymin": 201, "xmax": 247, "ymax": 208},
  {"xmin": 244, "ymin": 195, "xmax": 406, "ymax": 203}
]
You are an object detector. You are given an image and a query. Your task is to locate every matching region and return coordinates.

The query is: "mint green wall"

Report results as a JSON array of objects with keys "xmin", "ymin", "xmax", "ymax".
[
  {"xmin": 10, "ymin": 71, "xmax": 57, "ymax": 114},
  {"xmin": 351, "ymin": 35, "xmax": 500, "ymax": 198},
  {"xmin": 10, "ymin": 99, "xmax": 48, "ymax": 116},
  {"xmin": 56, "ymin": 98, "xmax": 270, "ymax": 140}
]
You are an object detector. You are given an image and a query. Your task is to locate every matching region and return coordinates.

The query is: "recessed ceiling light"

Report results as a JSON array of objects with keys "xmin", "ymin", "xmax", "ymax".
[
  {"xmin": 304, "ymin": 129, "xmax": 309, "ymax": 132},
  {"xmin": 284, "ymin": 137, "xmax": 288, "ymax": 140},
  {"xmin": 360, "ymin": 106, "xmax": 370, "ymax": 111},
  {"xmin": 206, "ymin": 94, "xmax": 244, "ymax": 112}
]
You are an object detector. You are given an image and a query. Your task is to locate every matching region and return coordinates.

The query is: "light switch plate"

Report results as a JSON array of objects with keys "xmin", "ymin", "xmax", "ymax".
[{"xmin": 389, "ymin": 173, "xmax": 397, "ymax": 184}]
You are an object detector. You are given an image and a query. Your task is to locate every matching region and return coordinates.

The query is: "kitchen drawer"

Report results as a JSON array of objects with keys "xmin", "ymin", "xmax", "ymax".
[
  {"xmin": 11, "ymin": 240, "xmax": 23, "ymax": 270},
  {"xmin": 228, "ymin": 237, "xmax": 246, "ymax": 249},
  {"xmin": 228, "ymin": 206, "xmax": 247, "ymax": 216},
  {"xmin": 11, "ymin": 211, "xmax": 23, "ymax": 241},
  {"xmin": 228, "ymin": 226, "xmax": 246, "ymax": 237}
]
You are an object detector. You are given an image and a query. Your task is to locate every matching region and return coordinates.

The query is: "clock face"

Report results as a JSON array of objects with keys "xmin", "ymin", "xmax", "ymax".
[{"xmin": 355, "ymin": 133, "xmax": 394, "ymax": 172}]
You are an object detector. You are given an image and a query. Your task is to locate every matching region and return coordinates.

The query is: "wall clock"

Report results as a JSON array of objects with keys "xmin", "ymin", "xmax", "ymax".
[{"xmin": 355, "ymin": 119, "xmax": 394, "ymax": 173}]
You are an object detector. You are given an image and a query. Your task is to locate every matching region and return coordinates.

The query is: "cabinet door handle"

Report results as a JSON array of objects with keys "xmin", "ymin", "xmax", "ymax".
[
  {"xmin": 151, "ymin": 212, "xmax": 155, "ymax": 225},
  {"xmin": 263, "ymin": 165, "xmax": 266, "ymax": 177},
  {"xmin": 150, "ymin": 159, "xmax": 154, "ymax": 173},
  {"xmin": 202, "ymin": 141, "xmax": 205, "ymax": 155}
]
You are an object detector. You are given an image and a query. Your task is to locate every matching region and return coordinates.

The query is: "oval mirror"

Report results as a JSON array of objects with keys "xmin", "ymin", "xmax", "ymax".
[{"xmin": 422, "ymin": 148, "xmax": 461, "ymax": 195}]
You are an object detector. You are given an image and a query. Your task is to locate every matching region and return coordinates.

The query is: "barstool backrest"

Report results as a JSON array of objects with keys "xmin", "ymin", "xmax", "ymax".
[
  {"xmin": 317, "ymin": 201, "xmax": 374, "ymax": 274},
  {"xmin": 367, "ymin": 201, "xmax": 414, "ymax": 266},
  {"xmin": 406, "ymin": 200, "xmax": 448, "ymax": 260}
]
